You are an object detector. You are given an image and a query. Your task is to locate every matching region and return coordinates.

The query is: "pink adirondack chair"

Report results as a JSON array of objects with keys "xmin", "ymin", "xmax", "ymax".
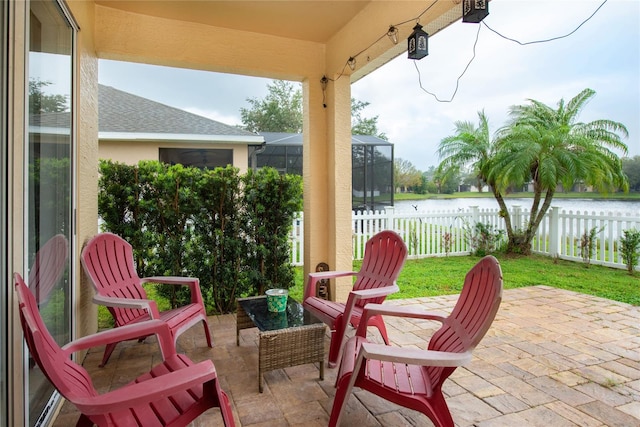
[
  {"xmin": 81, "ymin": 232, "xmax": 212, "ymax": 367},
  {"xmin": 328, "ymin": 255, "xmax": 503, "ymax": 427},
  {"xmin": 15, "ymin": 273, "xmax": 235, "ymax": 427},
  {"xmin": 29, "ymin": 234, "xmax": 68, "ymax": 305},
  {"xmin": 303, "ymin": 230, "xmax": 408, "ymax": 367}
]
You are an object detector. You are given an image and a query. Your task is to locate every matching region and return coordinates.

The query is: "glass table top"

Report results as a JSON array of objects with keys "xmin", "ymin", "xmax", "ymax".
[{"xmin": 238, "ymin": 296, "xmax": 322, "ymax": 332}]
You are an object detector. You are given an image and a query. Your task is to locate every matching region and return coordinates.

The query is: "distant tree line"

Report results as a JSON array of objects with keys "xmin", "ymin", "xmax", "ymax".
[{"xmin": 622, "ymin": 156, "xmax": 640, "ymax": 192}]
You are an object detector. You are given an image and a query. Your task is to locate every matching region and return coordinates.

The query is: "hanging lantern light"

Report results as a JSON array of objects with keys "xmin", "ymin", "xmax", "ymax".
[
  {"xmin": 407, "ymin": 23, "xmax": 428, "ymax": 60},
  {"xmin": 462, "ymin": 0, "xmax": 489, "ymax": 23}
]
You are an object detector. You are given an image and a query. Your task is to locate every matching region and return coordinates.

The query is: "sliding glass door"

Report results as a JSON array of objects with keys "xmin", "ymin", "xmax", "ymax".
[{"xmin": 26, "ymin": 1, "xmax": 74, "ymax": 425}]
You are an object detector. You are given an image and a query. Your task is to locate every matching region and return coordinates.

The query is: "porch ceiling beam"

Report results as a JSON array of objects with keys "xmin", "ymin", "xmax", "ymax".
[{"xmin": 95, "ymin": 4, "xmax": 324, "ymax": 81}]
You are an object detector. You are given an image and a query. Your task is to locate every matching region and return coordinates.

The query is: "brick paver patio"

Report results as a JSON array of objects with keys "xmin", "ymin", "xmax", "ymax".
[{"xmin": 53, "ymin": 286, "xmax": 639, "ymax": 426}]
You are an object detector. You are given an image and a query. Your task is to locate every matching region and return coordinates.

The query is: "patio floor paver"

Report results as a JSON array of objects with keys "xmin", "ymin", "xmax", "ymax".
[{"xmin": 52, "ymin": 285, "xmax": 640, "ymax": 426}]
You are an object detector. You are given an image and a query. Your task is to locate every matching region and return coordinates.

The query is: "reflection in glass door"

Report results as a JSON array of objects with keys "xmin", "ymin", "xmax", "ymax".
[{"xmin": 26, "ymin": 1, "xmax": 74, "ymax": 425}]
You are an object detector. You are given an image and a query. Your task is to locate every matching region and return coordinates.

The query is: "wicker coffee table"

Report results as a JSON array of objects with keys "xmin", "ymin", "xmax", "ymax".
[{"xmin": 236, "ymin": 295, "xmax": 326, "ymax": 392}]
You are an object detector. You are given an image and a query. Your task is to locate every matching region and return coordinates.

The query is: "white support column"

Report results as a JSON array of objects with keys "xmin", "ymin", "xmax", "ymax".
[{"xmin": 302, "ymin": 74, "xmax": 352, "ymax": 303}]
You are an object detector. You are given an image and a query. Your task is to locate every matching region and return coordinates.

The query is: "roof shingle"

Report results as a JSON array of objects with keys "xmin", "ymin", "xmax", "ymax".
[{"xmin": 99, "ymin": 84, "xmax": 256, "ymax": 137}]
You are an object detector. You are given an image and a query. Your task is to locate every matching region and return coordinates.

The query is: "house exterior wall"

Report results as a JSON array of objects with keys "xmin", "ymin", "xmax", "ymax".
[{"xmin": 99, "ymin": 140, "xmax": 250, "ymax": 173}]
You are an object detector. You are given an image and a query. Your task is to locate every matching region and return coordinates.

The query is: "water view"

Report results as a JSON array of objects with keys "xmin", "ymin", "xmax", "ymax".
[{"xmin": 394, "ymin": 197, "xmax": 640, "ymax": 214}]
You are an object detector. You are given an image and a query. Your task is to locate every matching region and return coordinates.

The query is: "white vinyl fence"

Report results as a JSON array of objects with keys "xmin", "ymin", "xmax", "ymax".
[{"xmin": 288, "ymin": 205, "xmax": 640, "ymax": 271}]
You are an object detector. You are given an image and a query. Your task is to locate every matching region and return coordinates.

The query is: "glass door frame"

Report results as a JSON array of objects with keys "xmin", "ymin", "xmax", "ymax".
[
  {"xmin": 23, "ymin": 0, "xmax": 77, "ymax": 425},
  {"xmin": 0, "ymin": 0, "xmax": 8, "ymax": 424}
]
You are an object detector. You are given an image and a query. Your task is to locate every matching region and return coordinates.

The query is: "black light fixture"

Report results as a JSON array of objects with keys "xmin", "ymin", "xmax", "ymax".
[
  {"xmin": 347, "ymin": 56, "xmax": 357, "ymax": 71},
  {"xmin": 320, "ymin": 75, "xmax": 328, "ymax": 108},
  {"xmin": 407, "ymin": 23, "xmax": 428, "ymax": 60},
  {"xmin": 462, "ymin": 0, "xmax": 489, "ymax": 23}
]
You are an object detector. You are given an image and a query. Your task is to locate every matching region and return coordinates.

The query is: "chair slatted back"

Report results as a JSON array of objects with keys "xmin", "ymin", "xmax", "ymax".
[
  {"xmin": 354, "ymin": 231, "xmax": 408, "ymax": 308},
  {"xmin": 426, "ymin": 256, "xmax": 503, "ymax": 385},
  {"xmin": 81, "ymin": 233, "xmax": 149, "ymax": 325},
  {"xmin": 15, "ymin": 273, "xmax": 98, "ymax": 400}
]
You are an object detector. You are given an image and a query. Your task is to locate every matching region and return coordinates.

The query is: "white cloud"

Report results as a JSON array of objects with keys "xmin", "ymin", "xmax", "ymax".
[{"xmin": 183, "ymin": 107, "xmax": 243, "ymax": 127}]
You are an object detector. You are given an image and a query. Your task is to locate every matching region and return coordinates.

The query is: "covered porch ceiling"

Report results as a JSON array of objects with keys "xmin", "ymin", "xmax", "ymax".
[{"xmin": 93, "ymin": 0, "xmax": 463, "ymax": 82}]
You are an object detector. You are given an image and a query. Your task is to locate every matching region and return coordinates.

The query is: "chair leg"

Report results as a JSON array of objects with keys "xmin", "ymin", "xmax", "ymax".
[
  {"xmin": 327, "ymin": 317, "xmax": 346, "ymax": 368},
  {"xmin": 218, "ymin": 391, "xmax": 235, "ymax": 426},
  {"xmin": 328, "ymin": 372, "xmax": 355, "ymax": 427},
  {"xmin": 75, "ymin": 414, "xmax": 94, "ymax": 427},
  {"xmin": 100, "ymin": 342, "xmax": 118, "ymax": 367},
  {"xmin": 206, "ymin": 377, "xmax": 236, "ymax": 426},
  {"xmin": 425, "ymin": 390, "xmax": 455, "ymax": 427},
  {"xmin": 202, "ymin": 318, "xmax": 213, "ymax": 348},
  {"xmin": 368, "ymin": 315, "xmax": 390, "ymax": 345}
]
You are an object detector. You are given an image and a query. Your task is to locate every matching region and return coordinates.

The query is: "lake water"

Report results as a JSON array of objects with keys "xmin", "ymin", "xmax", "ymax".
[{"xmin": 394, "ymin": 197, "xmax": 640, "ymax": 215}]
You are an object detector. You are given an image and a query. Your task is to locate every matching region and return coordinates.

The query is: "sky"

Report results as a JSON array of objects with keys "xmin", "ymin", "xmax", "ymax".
[{"xmin": 99, "ymin": 0, "xmax": 639, "ymax": 172}]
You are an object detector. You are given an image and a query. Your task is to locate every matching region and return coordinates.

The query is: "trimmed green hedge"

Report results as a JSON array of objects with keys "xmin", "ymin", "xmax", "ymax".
[{"xmin": 98, "ymin": 160, "xmax": 302, "ymax": 313}]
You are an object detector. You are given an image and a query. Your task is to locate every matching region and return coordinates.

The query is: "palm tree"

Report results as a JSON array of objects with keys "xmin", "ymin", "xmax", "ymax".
[
  {"xmin": 491, "ymin": 88, "xmax": 629, "ymax": 254},
  {"xmin": 436, "ymin": 110, "xmax": 495, "ymax": 193}
]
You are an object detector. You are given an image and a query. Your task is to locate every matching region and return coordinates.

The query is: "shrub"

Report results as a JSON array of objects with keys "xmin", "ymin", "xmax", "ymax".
[
  {"xmin": 619, "ymin": 228, "xmax": 640, "ymax": 275},
  {"xmin": 242, "ymin": 167, "xmax": 302, "ymax": 295},
  {"xmin": 464, "ymin": 221, "xmax": 504, "ymax": 257},
  {"xmin": 579, "ymin": 226, "xmax": 604, "ymax": 268},
  {"xmin": 98, "ymin": 160, "xmax": 303, "ymax": 313}
]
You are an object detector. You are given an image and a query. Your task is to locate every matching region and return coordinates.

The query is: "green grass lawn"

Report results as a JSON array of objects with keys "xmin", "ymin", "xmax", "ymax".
[{"xmin": 289, "ymin": 253, "xmax": 639, "ymax": 306}]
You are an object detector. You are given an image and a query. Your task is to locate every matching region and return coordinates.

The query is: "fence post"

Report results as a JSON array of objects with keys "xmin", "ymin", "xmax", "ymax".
[
  {"xmin": 512, "ymin": 205, "xmax": 522, "ymax": 231},
  {"xmin": 385, "ymin": 206, "xmax": 395, "ymax": 231},
  {"xmin": 470, "ymin": 206, "xmax": 479, "ymax": 224},
  {"xmin": 469, "ymin": 206, "xmax": 479, "ymax": 247},
  {"xmin": 549, "ymin": 206, "xmax": 560, "ymax": 257}
]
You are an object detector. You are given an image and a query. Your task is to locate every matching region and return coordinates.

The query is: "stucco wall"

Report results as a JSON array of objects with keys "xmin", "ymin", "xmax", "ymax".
[
  {"xmin": 99, "ymin": 140, "xmax": 250, "ymax": 173},
  {"xmin": 68, "ymin": 0, "xmax": 100, "ymax": 354}
]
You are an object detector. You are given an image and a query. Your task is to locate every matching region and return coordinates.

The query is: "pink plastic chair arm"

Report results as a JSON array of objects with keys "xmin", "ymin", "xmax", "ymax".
[
  {"xmin": 140, "ymin": 276, "xmax": 198, "ymax": 286},
  {"xmin": 304, "ymin": 271, "xmax": 356, "ymax": 301},
  {"xmin": 356, "ymin": 303, "xmax": 448, "ymax": 337},
  {"xmin": 140, "ymin": 276, "xmax": 204, "ymax": 304},
  {"xmin": 362, "ymin": 303, "xmax": 448, "ymax": 321},
  {"xmin": 62, "ymin": 319, "xmax": 176, "ymax": 360},
  {"xmin": 308, "ymin": 271, "xmax": 356, "ymax": 280},
  {"xmin": 92, "ymin": 294, "xmax": 161, "ymax": 319},
  {"xmin": 73, "ymin": 360, "xmax": 217, "ymax": 414},
  {"xmin": 360, "ymin": 342, "xmax": 472, "ymax": 367},
  {"xmin": 342, "ymin": 285, "xmax": 399, "ymax": 330},
  {"xmin": 350, "ymin": 284, "xmax": 399, "ymax": 300}
]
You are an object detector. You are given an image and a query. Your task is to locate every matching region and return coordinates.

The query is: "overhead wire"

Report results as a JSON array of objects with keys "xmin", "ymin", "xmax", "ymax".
[
  {"xmin": 415, "ymin": 22, "xmax": 481, "ymax": 103},
  {"xmin": 416, "ymin": 0, "xmax": 609, "ymax": 102},
  {"xmin": 325, "ymin": 0, "xmax": 608, "ymax": 104},
  {"xmin": 326, "ymin": 0, "xmax": 441, "ymax": 84},
  {"xmin": 482, "ymin": 0, "xmax": 608, "ymax": 46}
]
